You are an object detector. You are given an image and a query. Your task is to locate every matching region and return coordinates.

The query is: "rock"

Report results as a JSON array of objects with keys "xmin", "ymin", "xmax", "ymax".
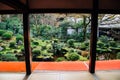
[
  {"xmin": 0, "ymin": 46, "xmax": 4, "ymax": 51},
  {"xmin": 17, "ymin": 40, "xmax": 23, "ymax": 45}
]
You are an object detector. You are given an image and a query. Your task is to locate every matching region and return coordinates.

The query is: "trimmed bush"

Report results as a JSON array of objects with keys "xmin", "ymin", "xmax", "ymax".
[
  {"xmin": 0, "ymin": 29, "xmax": 5, "ymax": 36},
  {"xmin": 109, "ymin": 41, "xmax": 117, "ymax": 47},
  {"xmin": 33, "ymin": 41, "xmax": 39, "ymax": 45},
  {"xmin": 74, "ymin": 43, "xmax": 81, "ymax": 49},
  {"xmin": 2, "ymin": 31, "xmax": 13, "ymax": 40},
  {"xmin": 84, "ymin": 40, "xmax": 90, "ymax": 46},
  {"xmin": 67, "ymin": 39, "xmax": 75, "ymax": 47},
  {"xmin": 16, "ymin": 34, "xmax": 23, "ymax": 42},
  {"xmin": 97, "ymin": 40, "xmax": 104, "ymax": 48},
  {"xmin": 79, "ymin": 56, "xmax": 88, "ymax": 61},
  {"xmin": 66, "ymin": 52, "xmax": 80, "ymax": 61},
  {"xmin": 56, "ymin": 57, "xmax": 66, "ymax": 62},
  {"xmin": 80, "ymin": 43, "xmax": 87, "ymax": 50},
  {"xmin": 9, "ymin": 41, "xmax": 16, "ymax": 48},
  {"xmin": 1, "ymin": 53, "xmax": 18, "ymax": 61},
  {"xmin": 32, "ymin": 49, "xmax": 41, "ymax": 57},
  {"xmin": 117, "ymin": 52, "xmax": 120, "ymax": 59}
]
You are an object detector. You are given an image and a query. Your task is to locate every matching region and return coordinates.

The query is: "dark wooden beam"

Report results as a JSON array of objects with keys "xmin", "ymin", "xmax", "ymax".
[
  {"xmin": 29, "ymin": 9, "xmax": 92, "ymax": 13},
  {"xmin": 99, "ymin": 9, "xmax": 120, "ymax": 14},
  {"xmin": 0, "ymin": 0, "xmax": 26, "ymax": 9},
  {"xmin": 23, "ymin": 12, "xmax": 31, "ymax": 75},
  {"xmin": 1, "ymin": 9, "xmax": 120, "ymax": 14},
  {"xmin": 89, "ymin": 0, "xmax": 98, "ymax": 73},
  {"xmin": 0, "ymin": 10, "xmax": 23, "ymax": 14}
]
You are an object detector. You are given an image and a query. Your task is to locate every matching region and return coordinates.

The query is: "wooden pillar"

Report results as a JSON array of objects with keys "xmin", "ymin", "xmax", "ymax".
[
  {"xmin": 23, "ymin": 12, "xmax": 31, "ymax": 75},
  {"xmin": 89, "ymin": 0, "xmax": 98, "ymax": 73}
]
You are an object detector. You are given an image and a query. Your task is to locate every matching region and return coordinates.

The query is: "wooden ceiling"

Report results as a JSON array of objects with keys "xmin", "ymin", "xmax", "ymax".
[{"xmin": 0, "ymin": 0, "xmax": 120, "ymax": 13}]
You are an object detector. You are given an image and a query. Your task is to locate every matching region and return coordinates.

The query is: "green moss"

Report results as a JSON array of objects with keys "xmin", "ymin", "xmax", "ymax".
[{"xmin": 2, "ymin": 31, "xmax": 13, "ymax": 40}]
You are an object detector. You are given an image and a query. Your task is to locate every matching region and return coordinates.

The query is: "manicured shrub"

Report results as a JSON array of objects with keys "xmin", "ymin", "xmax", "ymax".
[
  {"xmin": 1, "ymin": 53, "xmax": 18, "ymax": 61},
  {"xmin": 9, "ymin": 41, "xmax": 16, "ymax": 48},
  {"xmin": 33, "ymin": 41, "xmax": 39, "ymax": 45},
  {"xmin": 2, "ymin": 31, "xmax": 13, "ymax": 40},
  {"xmin": 43, "ymin": 56, "xmax": 54, "ymax": 61},
  {"xmin": 67, "ymin": 39, "xmax": 75, "ymax": 47},
  {"xmin": 80, "ymin": 43, "xmax": 87, "ymax": 50},
  {"xmin": 109, "ymin": 41, "xmax": 117, "ymax": 47},
  {"xmin": 74, "ymin": 43, "xmax": 81, "ymax": 49},
  {"xmin": 66, "ymin": 52, "xmax": 80, "ymax": 61},
  {"xmin": 99, "ymin": 35, "xmax": 109, "ymax": 43},
  {"xmin": 79, "ymin": 56, "xmax": 88, "ymax": 61},
  {"xmin": 1, "ymin": 45, "xmax": 6, "ymax": 50},
  {"xmin": 53, "ymin": 39, "xmax": 59, "ymax": 43},
  {"xmin": 41, "ymin": 45, "xmax": 47, "ymax": 50},
  {"xmin": 97, "ymin": 40, "xmax": 104, "ymax": 48},
  {"xmin": 0, "ymin": 29, "xmax": 5, "ymax": 36},
  {"xmin": 41, "ymin": 50, "xmax": 50, "ymax": 56},
  {"xmin": 16, "ymin": 34, "xmax": 23, "ymax": 42},
  {"xmin": 117, "ymin": 52, "xmax": 120, "ymax": 59},
  {"xmin": 84, "ymin": 40, "xmax": 90, "ymax": 46},
  {"xmin": 56, "ymin": 57, "xmax": 66, "ymax": 62},
  {"xmin": 32, "ymin": 49, "xmax": 41, "ymax": 57}
]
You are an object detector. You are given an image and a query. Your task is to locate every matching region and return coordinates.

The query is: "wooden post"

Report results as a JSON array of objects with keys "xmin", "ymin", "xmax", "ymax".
[
  {"xmin": 23, "ymin": 12, "xmax": 31, "ymax": 75},
  {"xmin": 89, "ymin": 0, "xmax": 98, "ymax": 73}
]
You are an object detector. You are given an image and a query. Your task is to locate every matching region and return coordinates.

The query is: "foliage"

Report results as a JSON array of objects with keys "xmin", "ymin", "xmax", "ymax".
[
  {"xmin": 9, "ymin": 41, "xmax": 16, "ymax": 48},
  {"xmin": 31, "ymin": 24, "xmax": 61, "ymax": 40},
  {"xmin": 5, "ymin": 16, "xmax": 22, "ymax": 34},
  {"xmin": 74, "ymin": 43, "xmax": 81, "ymax": 49},
  {"xmin": 109, "ymin": 41, "xmax": 117, "ymax": 47},
  {"xmin": 0, "ymin": 22, "xmax": 6, "ymax": 29},
  {"xmin": 32, "ymin": 41, "xmax": 39, "ymax": 45},
  {"xmin": 79, "ymin": 56, "xmax": 88, "ymax": 61},
  {"xmin": 0, "ymin": 29, "xmax": 6, "ymax": 36},
  {"xmin": 1, "ymin": 53, "xmax": 18, "ymax": 61},
  {"xmin": 2, "ymin": 31, "xmax": 13, "ymax": 40},
  {"xmin": 32, "ymin": 49, "xmax": 41, "ymax": 57},
  {"xmin": 66, "ymin": 52, "xmax": 80, "ymax": 61},
  {"xmin": 36, "ymin": 55, "xmax": 54, "ymax": 61},
  {"xmin": 56, "ymin": 57, "xmax": 66, "ymax": 62},
  {"xmin": 0, "ymin": 14, "xmax": 120, "ymax": 61},
  {"xmin": 67, "ymin": 39, "xmax": 75, "ymax": 47},
  {"xmin": 97, "ymin": 40, "xmax": 104, "ymax": 48},
  {"xmin": 59, "ymin": 21, "xmax": 73, "ymax": 40},
  {"xmin": 96, "ymin": 36, "xmax": 113, "ymax": 54},
  {"xmin": 16, "ymin": 34, "xmax": 23, "ymax": 42},
  {"xmin": 80, "ymin": 43, "xmax": 87, "ymax": 50},
  {"xmin": 117, "ymin": 52, "xmax": 120, "ymax": 59},
  {"xmin": 84, "ymin": 40, "xmax": 90, "ymax": 46},
  {"xmin": 99, "ymin": 35, "xmax": 109, "ymax": 43}
]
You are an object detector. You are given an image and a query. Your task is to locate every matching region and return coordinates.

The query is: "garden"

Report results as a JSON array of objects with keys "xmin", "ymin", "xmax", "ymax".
[{"xmin": 0, "ymin": 14, "xmax": 120, "ymax": 62}]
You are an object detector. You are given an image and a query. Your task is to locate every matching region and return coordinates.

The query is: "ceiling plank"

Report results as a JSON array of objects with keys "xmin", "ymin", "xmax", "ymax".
[{"xmin": 0, "ymin": 0, "xmax": 27, "ymax": 10}]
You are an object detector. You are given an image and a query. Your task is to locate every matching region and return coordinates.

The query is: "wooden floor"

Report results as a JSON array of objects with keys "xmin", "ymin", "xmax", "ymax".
[{"xmin": 0, "ymin": 70, "xmax": 120, "ymax": 80}]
